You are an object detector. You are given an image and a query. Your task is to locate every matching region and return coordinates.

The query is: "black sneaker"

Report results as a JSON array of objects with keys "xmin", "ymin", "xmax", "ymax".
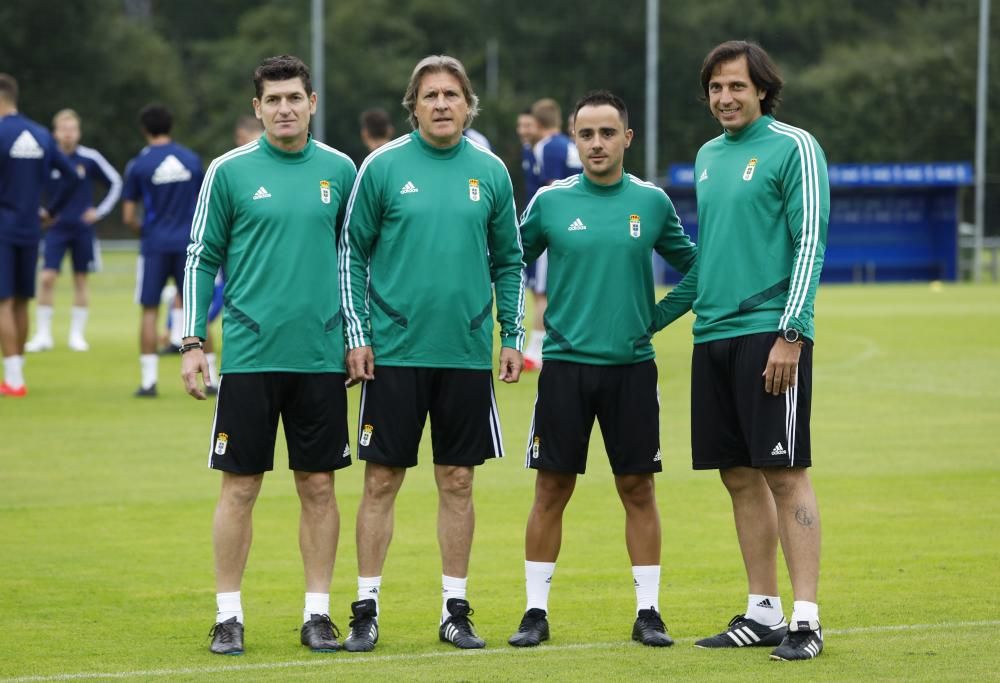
[
  {"xmin": 209, "ymin": 616, "xmax": 244, "ymax": 655},
  {"xmin": 301, "ymin": 613, "xmax": 341, "ymax": 652},
  {"xmin": 342, "ymin": 599, "xmax": 378, "ymax": 652},
  {"xmin": 632, "ymin": 607, "xmax": 674, "ymax": 647},
  {"xmin": 508, "ymin": 608, "xmax": 549, "ymax": 647},
  {"xmin": 134, "ymin": 383, "xmax": 157, "ymax": 398},
  {"xmin": 770, "ymin": 619, "xmax": 823, "ymax": 661},
  {"xmin": 695, "ymin": 614, "xmax": 787, "ymax": 648},
  {"xmin": 439, "ymin": 598, "xmax": 486, "ymax": 649}
]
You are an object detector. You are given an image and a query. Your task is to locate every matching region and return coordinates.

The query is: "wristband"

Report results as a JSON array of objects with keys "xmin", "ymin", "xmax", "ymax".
[{"xmin": 179, "ymin": 341, "xmax": 204, "ymax": 354}]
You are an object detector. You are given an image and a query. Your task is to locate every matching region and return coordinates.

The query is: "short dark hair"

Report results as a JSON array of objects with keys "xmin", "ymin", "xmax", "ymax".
[
  {"xmin": 139, "ymin": 104, "xmax": 173, "ymax": 136},
  {"xmin": 573, "ymin": 90, "xmax": 629, "ymax": 128},
  {"xmin": 700, "ymin": 41, "xmax": 783, "ymax": 115},
  {"xmin": 360, "ymin": 108, "xmax": 392, "ymax": 139},
  {"xmin": 0, "ymin": 73, "xmax": 18, "ymax": 104},
  {"xmin": 234, "ymin": 115, "xmax": 262, "ymax": 134},
  {"xmin": 253, "ymin": 55, "xmax": 313, "ymax": 100}
]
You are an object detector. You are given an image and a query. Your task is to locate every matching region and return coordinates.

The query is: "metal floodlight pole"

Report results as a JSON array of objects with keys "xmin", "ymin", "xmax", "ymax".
[
  {"xmin": 974, "ymin": 0, "xmax": 990, "ymax": 282},
  {"xmin": 312, "ymin": 0, "xmax": 326, "ymax": 143},
  {"xmin": 645, "ymin": 0, "xmax": 659, "ymax": 182}
]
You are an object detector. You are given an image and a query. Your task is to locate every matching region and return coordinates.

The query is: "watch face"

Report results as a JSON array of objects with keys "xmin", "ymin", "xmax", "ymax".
[{"xmin": 783, "ymin": 329, "xmax": 800, "ymax": 343}]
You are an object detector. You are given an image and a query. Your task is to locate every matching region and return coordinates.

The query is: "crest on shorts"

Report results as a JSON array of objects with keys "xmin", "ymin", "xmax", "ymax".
[
  {"xmin": 743, "ymin": 157, "xmax": 758, "ymax": 182},
  {"xmin": 532, "ymin": 436, "xmax": 540, "ymax": 459},
  {"xmin": 360, "ymin": 423, "xmax": 374, "ymax": 447},
  {"xmin": 320, "ymin": 179, "xmax": 331, "ymax": 204},
  {"xmin": 214, "ymin": 432, "xmax": 229, "ymax": 456},
  {"xmin": 468, "ymin": 178, "xmax": 480, "ymax": 202},
  {"xmin": 629, "ymin": 214, "xmax": 641, "ymax": 239}
]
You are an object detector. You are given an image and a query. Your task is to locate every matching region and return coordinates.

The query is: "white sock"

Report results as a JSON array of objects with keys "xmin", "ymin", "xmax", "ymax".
[
  {"xmin": 441, "ymin": 575, "xmax": 468, "ymax": 622},
  {"xmin": 304, "ymin": 592, "xmax": 330, "ymax": 624},
  {"xmin": 3, "ymin": 355, "xmax": 25, "ymax": 388},
  {"xmin": 216, "ymin": 591, "xmax": 243, "ymax": 624},
  {"xmin": 169, "ymin": 307, "xmax": 184, "ymax": 346},
  {"xmin": 525, "ymin": 560, "xmax": 555, "ymax": 613},
  {"xmin": 205, "ymin": 352, "xmax": 219, "ymax": 387},
  {"xmin": 632, "ymin": 565, "xmax": 660, "ymax": 615},
  {"xmin": 525, "ymin": 330, "xmax": 545, "ymax": 360},
  {"xmin": 140, "ymin": 353, "xmax": 158, "ymax": 389},
  {"xmin": 36, "ymin": 305, "xmax": 54, "ymax": 338},
  {"xmin": 791, "ymin": 600, "xmax": 819, "ymax": 625},
  {"xmin": 746, "ymin": 594, "xmax": 785, "ymax": 626},
  {"xmin": 357, "ymin": 576, "xmax": 381, "ymax": 616},
  {"xmin": 70, "ymin": 306, "xmax": 88, "ymax": 337}
]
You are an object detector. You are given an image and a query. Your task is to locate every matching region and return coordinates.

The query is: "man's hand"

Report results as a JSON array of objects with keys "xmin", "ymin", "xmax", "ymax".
[
  {"xmin": 38, "ymin": 207, "xmax": 53, "ymax": 229},
  {"xmin": 181, "ymin": 345, "xmax": 211, "ymax": 400},
  {"xmin": 762, "ymin": 337, "xmax": 802, "ymax": 396},
  {"xmin": 346, "ymin": 346, "xmax": 375, "ymax": 387},
  {"xmin": 81, "ymin": 207, "xmax": 99, "ymax": 225},
  {"xmin": 498, "ymin": 347, "xmax": 523, "ymax": 383}
]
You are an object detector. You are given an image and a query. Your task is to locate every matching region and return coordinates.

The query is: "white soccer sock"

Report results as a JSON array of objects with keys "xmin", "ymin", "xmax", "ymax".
[
  {"xmin": 441, "ymin": 575, "xmax": 468, "ymax": 622},
  {"xmin": 632, "ymin": 565, "xmax": 660, "ymax": 615},
  {"xmin": 36, "ymin": 305, "xmax": 54, "ymax": 338},
  {"xmin": 304, "ymin": 592, "xmax": 330, "ymax": 624},
  {"xmin": 746, "ymin": 594, "xmax": 785, "ymax": 625},
  {"xmin": 70, "ymin": 306, "xmax": 88, "ymax": 337},
  {"xmin": 216, "ymin": 591, "xmax": 243, "ymax": 624},
  {"xmin": 357, "ymin": 576, "xmax": 381, "ymax": 616},
  {"xmin": 140, "ymin": 354, "xmax": 158, "ymax": 389},
  {"xmin": 525, "ymin": 560, "xmax": 555, "ymax": 613},
  {"xmin": 525, "ymin": 330, "xmax": 545, "ymax": 360},
  {"xmin": 791, "ymin": 600, "xmax": 819, "ymax": 625},
  {"xmin": 169, "ymin": 307, "xmax": 184, "ymax": 347},
  {"xmin": 3, "ymin": 355, "xmax": 25, "ymax": 388},
  {"xmin": 205, "ymin": 352, "xmax": 219, "ymax": 387}
]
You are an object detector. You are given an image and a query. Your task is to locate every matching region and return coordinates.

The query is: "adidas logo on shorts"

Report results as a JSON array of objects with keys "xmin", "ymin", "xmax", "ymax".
[{"xmin": 771, "ymin": 442, "xmax": 787, "ymax": 456}]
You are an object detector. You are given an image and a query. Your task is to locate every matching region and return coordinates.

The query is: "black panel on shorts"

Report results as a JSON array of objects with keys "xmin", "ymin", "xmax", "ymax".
[
  {"xmin": 691, "ymin": 332, "xmax": 812, "ymax": 470},
  {"xmin": 208, "ymin": 372, "xmax": 351, "ymax": 474}
]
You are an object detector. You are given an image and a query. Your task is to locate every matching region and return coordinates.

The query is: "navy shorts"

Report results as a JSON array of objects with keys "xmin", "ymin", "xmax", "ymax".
[
  {"xmin": 691, "ymin": 332, "xmax": 813, "ymax": 469},
  {"xmin": 135, "ymin": 251, "xmax": 186, "ymax": 306},
  {"xmin": 0, "ymin": 240, "xmax": 39, "ymax": 299},
  {"xmin": 43, "ymin": 224, "xmax": 98, "ymax": 273}
]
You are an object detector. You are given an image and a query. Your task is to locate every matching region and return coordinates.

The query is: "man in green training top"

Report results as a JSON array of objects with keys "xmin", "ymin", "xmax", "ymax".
[
  {"xmin": 506, "ymin": 90, "xmax": 696, "ymax": 649},
  {"xmin": 659, "ymin": 41, "xmax": 829, "ymax": 661},
  {"xmin": 338, "ymin": 54, "xmax": 525, "ymax": 652},
  {"xmin": 181, "ymin": 54, "xmax": 357, "ymax": 656}
]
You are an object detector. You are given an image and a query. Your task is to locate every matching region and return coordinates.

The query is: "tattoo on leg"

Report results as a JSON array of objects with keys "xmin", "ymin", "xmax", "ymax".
[{"xmin": 794, "ymin": 505, "xmax": 815, "ymax": 528}]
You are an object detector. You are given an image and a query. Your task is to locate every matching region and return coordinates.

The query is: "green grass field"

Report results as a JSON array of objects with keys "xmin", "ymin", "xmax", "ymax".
[{"xmin": 1, "ymin": 251, "xmax": 998, "ymax": 682}]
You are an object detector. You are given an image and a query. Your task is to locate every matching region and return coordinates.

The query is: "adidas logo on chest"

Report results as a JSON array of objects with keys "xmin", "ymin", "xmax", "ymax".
[
  {"xmin": 399, "ymin": 181, "xmax": 419, "ymax": 194},
  {"xmin": 567, "ymin": 217, "xmax": 587, "ymax": 231},
  {"xmin": 252, "ymin": 186, "xmax": 272, "ymax": 200},
  {"xmin": 151, "ymin": 154, "xmax": 193, "ymax": 185}
]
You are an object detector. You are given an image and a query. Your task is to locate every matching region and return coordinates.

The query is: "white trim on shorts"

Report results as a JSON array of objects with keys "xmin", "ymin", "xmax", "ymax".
[
  {"xmin": 207, "ymin": 375, "xmax": 223, "ymax": 468},
  {"xmin": 133, "ymin": 255, "xmax": 144, "ymax": 305}
]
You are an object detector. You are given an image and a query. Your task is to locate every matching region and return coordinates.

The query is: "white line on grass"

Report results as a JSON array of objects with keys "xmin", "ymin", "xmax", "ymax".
[{"xmin": 4, "ymin": 620, "xmax": 998, "ymax": 683}]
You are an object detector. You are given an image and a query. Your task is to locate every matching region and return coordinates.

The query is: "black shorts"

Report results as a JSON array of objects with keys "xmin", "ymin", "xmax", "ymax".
[
  {"xmin": 691, "ymin": 332, "xmax": 813, "ymax": 470},
  {"xmin": 208, "ymin": 372, "xmax": 351, "ymax": 474},
  {"xmin": 525, "ymin": 360, "xmax": 662, "ymax": 476},
  {"xmin": 0, "ymin": 240, "xmax": 38, "ymax": 299},
  {"xmin": 356, "ymin": 366, "xmax": 503, "ymax": 468}
]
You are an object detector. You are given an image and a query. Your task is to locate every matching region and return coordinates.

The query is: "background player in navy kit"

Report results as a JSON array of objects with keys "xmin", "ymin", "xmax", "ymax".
[
  {"xmin": 26, "ymin": 109, "xmax": 122, "ymax": 353},
  {"xmin": 359, "ymin": 108, "xmax": 395, "ymax": 153},
  {"xmin": 508, "ymin": 91, "xmax": 695, "ymax": 649},
  {"xmin": 0, "ymin": 74, "xmax": 80, "ymax": 397},
  {"xmin": 122, "ymin": 104, "xmax": 203, "ymax": 397},
  {"xmin": 516, "ymin": 108, "xmax": 541, "ymax": 210},
  {"xmin": 522, "ymin": 97, "xmax": 583, "ymax": 371}
]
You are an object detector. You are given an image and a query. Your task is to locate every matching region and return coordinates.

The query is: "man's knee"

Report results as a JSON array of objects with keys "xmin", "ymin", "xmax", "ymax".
[
  {"xmin": 761, "ymin": 466, "xmax": 809, "ymax": 499},
  {"xmin": 436, "ymin": 465, "xmax": 474, "ymax": 499},
  {"xmin": 294, "ymin": 470, "xmax": 334, "ymax": 505},
  {"xmin": 220, "ymin": 472, "xmax": 264, "ymax": 508},
  {"xmin": 720, "ymin": 466, "xmax": 765, "ymax": 496},
  {"xmin": 533, "ymin": 470, "xmax": 576, "ymax": 508},
  {"xmin": 615, "ymin": 473, "xmax": 655, "ymax": 508},
  {"xmin": 363, "ymin": 463, "xmax": 405, "ymax": 501}
]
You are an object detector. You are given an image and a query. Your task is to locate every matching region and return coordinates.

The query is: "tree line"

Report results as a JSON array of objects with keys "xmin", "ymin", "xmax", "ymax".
[{"xmin": 2, "ymin": 0, "xmax": 997, "ymax": 232}]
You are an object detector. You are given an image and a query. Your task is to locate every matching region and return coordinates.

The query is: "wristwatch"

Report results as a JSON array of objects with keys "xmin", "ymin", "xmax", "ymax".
[{"xmin": 780, "ymin": 328, "xmax": 801, "ymax": 344}]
